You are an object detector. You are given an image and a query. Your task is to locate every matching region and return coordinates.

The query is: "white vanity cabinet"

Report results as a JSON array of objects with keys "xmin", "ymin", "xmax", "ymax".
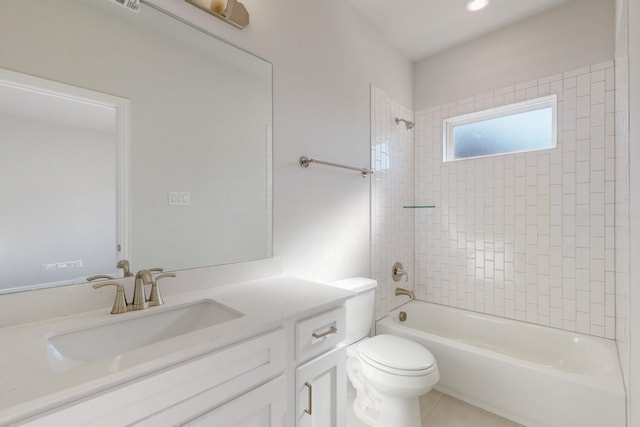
[
  {"xmin": 20, "ymin": 329, "xmax": 286, "ymax": 427},
  {"xmin": 294, "ymin": 306, "xmax": 347, "ymax": 427},
  {"xmin": 1, "ymin": 277, "xmax": 354, "ymax": 427}
]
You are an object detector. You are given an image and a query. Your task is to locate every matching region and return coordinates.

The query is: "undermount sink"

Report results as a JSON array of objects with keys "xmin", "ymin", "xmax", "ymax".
[{"xmin": 47, "ymin": 299, "xmax": 243, "ymax": 371}]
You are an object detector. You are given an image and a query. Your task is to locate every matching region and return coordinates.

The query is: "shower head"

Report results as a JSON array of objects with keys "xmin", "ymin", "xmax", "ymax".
[{"xmin": 395, "ymin": 117, "xmax": 415, "ymax": 130}]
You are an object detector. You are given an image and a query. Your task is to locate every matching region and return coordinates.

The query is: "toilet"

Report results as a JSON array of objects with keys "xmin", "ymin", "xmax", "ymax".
[{"xmin": 328, "ymin": 278, "xmax": 439, "ymax": 427}]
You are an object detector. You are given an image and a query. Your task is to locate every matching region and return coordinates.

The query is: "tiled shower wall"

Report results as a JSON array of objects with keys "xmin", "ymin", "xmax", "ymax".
[
  {"xmin": 614, "ymin": 55, "xmax": 630, "ymax": 383},
  {"xmin": 414, "ymin": 60, "xmax": 624, "ymax": 339},
  {"xmin": 370, "ymin": 86, "xmax": 415, "ymax": 321}
]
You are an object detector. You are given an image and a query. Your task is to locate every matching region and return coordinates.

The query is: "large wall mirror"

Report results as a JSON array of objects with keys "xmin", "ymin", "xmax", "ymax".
[{"xmin": 0, "ymin": 0, "xmax": 272, "ymax": 293}]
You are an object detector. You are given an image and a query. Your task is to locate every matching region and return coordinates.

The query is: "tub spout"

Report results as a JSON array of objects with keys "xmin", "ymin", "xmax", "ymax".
[{"xmin": 395, "ymin": 287, "xmax": 414, "ymax": 300}]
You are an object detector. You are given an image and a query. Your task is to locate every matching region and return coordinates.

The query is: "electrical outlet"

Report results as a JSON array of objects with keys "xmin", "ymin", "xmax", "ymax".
[{"xmin": 168, "ymin": 192, "xmax": 191, "ymax": 206}]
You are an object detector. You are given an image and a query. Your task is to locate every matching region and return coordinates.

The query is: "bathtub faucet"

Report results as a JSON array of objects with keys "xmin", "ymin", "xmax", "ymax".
[
  {"xmin": 392, "ymin": 262, "xmax": 409, "ymax": 282},
  {"xmin": 395, "ymin": 287, "xmax": 414, "ymax": 300}
]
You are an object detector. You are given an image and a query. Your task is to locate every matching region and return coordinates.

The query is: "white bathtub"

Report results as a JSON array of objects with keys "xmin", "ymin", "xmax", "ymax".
[{"xmin": 376, "ymin": 301, "xmax": 626, "ymax": 427}]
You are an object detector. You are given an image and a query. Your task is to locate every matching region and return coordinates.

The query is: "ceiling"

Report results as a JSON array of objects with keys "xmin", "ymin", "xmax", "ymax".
[{"xmin": 345, "ymin": 0, "xmax": 572, "ymax": 61}]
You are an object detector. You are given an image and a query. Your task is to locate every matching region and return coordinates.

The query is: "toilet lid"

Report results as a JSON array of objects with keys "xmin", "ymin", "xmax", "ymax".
[{"xmin": 358, "ymin": 335, "xmax": 436, "ymax": 374}]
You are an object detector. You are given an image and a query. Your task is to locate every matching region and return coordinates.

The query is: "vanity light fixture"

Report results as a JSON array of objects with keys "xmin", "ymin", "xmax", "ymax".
[
  {"xmin": 466, "ymin": 0, "xmax": 489, "ymax": 12},
  {"xmin": 185, "ymin": 0, "xmax": 249, "ymax": 29}
]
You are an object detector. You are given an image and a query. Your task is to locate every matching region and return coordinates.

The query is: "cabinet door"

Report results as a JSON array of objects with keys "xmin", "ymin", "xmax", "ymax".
[
  {"xmin": 135, "ymin": 375, "xmax": 287, "ymax": 427},
  {"xmin": 296, "ymin": 346, "xmax": 346, "ymax": 427},
  {"xmin": 185, "ymin": 376, "xmax": 286, "ymax": 427}
]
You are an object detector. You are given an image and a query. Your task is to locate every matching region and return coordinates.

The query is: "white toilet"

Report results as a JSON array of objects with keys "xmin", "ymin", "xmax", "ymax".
[{"xmin": 329, "ymin": 278, "xmax": 439, "ymax": 427}]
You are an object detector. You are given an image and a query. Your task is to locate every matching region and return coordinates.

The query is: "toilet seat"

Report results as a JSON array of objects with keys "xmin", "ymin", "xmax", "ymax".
[{"xmin": 357, "ymin": 334, "xmax": 436, "ymax": 377}]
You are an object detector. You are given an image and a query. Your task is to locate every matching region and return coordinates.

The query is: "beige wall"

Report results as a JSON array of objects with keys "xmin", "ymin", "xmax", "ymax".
[{"xmin": 414, "ymin": 0, "xmax": 615, "ymax": 109}]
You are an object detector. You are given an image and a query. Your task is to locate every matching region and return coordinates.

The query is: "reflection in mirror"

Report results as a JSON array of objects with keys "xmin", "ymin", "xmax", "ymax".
[
  {"xmin": 0, "ymin": 0, "xmax": 272, "ymax": 294},
  {"xmin": 0, "ymin": 70, "xmax": 129, "ymax": 293}
]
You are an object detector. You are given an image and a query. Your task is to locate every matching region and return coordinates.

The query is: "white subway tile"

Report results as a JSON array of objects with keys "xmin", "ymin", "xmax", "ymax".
[
  {"xmin": 402, "ymin": 62, "xmax": 625, "ymax": 340},
  {"xmin": 591, "ymin": 81, "xmax": 606, "ymax": 104},
  {"xmin": 576, "ymin": 74, "xmax": 591, "ymax": 96},
  {"xmin": 576, "ymin": 95, "xmax": 591, "ymax": 118}
]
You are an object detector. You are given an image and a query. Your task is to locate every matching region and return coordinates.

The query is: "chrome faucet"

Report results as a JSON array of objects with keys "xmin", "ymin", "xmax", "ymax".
[
  {"xmin": 395, "ymin": 287, "xmax": 415, "ymax": 300},
  {"xmin": 132, "ymin": 269, "xmax": 154, "ymax": 310}
]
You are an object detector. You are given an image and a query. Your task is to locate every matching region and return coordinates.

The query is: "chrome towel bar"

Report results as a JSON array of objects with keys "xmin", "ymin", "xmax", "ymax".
[{"xmin": 299, "ymin": 156, "xmax": 374, "ymax": 177}]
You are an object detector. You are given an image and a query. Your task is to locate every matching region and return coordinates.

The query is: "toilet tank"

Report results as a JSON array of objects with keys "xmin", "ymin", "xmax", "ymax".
[{"xmin": 328, "ymin": 278, "xmax": 377, "ymax": 345}]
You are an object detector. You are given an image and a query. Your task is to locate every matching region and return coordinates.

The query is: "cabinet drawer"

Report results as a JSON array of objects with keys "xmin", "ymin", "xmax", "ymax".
[
  {"xmin": 21, "ymin": 328, "xmax": 286, "ymax": 427},
  {"xmin": 296, "ymin": 305, "xmax": 345, "ymax": 364}
]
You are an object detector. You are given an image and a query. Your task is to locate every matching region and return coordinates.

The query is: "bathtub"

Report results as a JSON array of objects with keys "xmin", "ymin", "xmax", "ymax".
[{"xmin": 376, "ymin": 301, "xmax": 626, "ymax": 427}]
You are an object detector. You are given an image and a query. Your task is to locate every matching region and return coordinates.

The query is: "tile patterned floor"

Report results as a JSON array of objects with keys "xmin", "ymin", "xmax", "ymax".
[{"xmin": 347, "ymin": 383, "xmax": 522, "ymax": 427}]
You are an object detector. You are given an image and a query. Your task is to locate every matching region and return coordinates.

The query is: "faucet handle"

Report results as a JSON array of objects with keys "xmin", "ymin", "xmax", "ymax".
[
  {"xmin": 392, "ymin": 262, "xmax": 409, "ymax": 282},
  {"xmin": 92, "ymin": 281, "xmax": 129, "ymax": 314},
  {"xmin": 154, "ymin": 272, "xmax": 176, "ymax": 280},
  {"xmin": 149, "ymin": 267, "xmax": 164, "ymax": 273},
  {"xmin": 87, "ymin": 274, "xmax": 115, "ymax": 282},
  {"xmin": 147, "ymin": 273, "xmax": 176, "ymax": 307}
]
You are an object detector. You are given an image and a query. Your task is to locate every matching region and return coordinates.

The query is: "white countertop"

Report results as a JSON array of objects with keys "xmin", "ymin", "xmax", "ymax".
[{"xmin": 0, "ymin": 275, "xmax": 352, "ymax": 425}]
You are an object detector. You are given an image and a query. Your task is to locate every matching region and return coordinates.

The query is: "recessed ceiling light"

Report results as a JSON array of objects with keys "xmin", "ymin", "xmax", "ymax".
[{"xmin": 467, "ymin": 0, "xmax": 489, "ymax": 12}]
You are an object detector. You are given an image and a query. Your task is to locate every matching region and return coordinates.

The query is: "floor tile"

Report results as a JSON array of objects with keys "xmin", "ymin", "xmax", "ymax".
[
  {"xmin": 347, "ymin": 383, "xmax": 521, "ymax": 427},
  {"xmin": 420, "ymin": 392, "xmax": 520, "ymax": 427}
]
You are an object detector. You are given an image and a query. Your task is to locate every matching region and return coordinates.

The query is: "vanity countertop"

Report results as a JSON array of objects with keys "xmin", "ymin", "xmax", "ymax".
[{"xmin": 0, "ymin": 275, "xmax": 352, "ymax": 425}]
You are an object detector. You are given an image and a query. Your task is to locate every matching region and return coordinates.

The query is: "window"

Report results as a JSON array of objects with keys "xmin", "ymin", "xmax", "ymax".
[{"xmin": 443, "ymin": 95, "xmax": 557, "ymax": 162}]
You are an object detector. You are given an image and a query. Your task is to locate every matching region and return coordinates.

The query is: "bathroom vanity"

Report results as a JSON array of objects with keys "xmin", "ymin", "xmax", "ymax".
[{"xmin": 0, "ymin": 272, "xmax": 352, "ymax": 427}]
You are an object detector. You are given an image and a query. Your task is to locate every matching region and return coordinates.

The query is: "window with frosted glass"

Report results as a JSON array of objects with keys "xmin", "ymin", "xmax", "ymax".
[{"xmin": 443, "ymin": 95, "xmax": 557, "ymax": 162}]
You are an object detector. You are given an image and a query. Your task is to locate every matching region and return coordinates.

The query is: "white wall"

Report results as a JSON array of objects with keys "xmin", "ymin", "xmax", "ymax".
[
  {"xmin": 148, "ymin": 0, "xmax": 413, "ymax": 281},
  {"xmin": 414, "ymin": 0, "xmax": 615, "ymax": 110},
  {"xmin": 249, "ymin": 0, "xmax": 413, "ymax": 281}
]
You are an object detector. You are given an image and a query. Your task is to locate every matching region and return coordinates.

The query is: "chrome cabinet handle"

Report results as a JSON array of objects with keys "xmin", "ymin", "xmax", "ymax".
[
  {"xmin": 312, "ymin": 326, "xmax": 337, "ymax": 339},
  {"xmin": 304, "ymin": 382, "xmax": 313, "ymax": 415}
]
